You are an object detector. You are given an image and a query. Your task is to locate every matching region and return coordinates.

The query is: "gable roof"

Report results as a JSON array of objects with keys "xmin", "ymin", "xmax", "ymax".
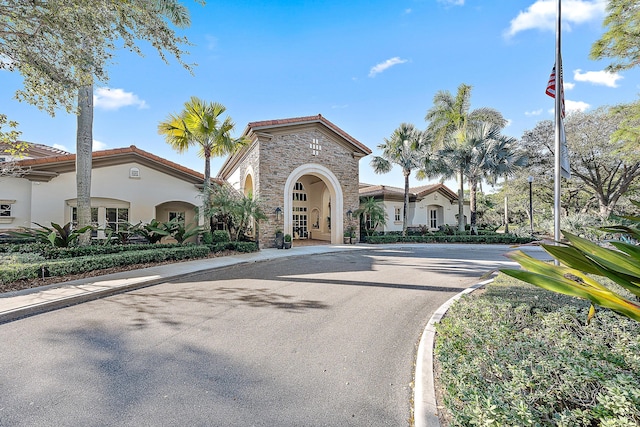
[
  {"xmin": 359, "ymin": 182, "xmax": 459, "ymax": 203},
  {"xmin": 14, "ymin": 145, "xmax": 222, "ymax": 185},
  {"xmin": 218, "ymin": 114, "xmax": 371, "ymax": 179}
]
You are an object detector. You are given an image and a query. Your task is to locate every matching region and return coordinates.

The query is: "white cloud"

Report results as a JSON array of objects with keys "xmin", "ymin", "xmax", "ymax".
[
  {"xmin": 368, "ymin": 57, "xmax": 408, "ymax": 77},
  {"xmin": 93, "ymin": 140, "xmax": 108, "ymax": 151},
  {"xmin": 53, "ymin": 144, "xmax": 70, "ymax": 152},
  {"xmin": 549, "ymin": 99, "xmax": 590, "ymax": 115},
  {"xmin": 438, "ymin": 0, "xmax": 464, "ymax": 5},
  {"xmin": 505, "ymin": 0, "xmax": 606, "ymax": 38},
  {"xmin": 404, "ymin": 8, "xmax": 412, "ymax": 14},
  {"xmin": 564, "ymin": 82, "xmax": 575, "ymax": 90},
  {"xmin": 573, "ymin": 69, "xmax": 623, "ymax": 87},
  {"xmin": 94, "ymin": 87, "xmax": 148, "ymax": 111},
  {"xmin": 525, "ymin": 109, "xmax": 543, "ymax": 116}
]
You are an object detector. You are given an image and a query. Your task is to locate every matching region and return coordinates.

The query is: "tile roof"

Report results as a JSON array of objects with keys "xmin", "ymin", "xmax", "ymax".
[
  {"xmin": 14, "ymin": 145, "xmax": 222, "ymax": 185},
  {"xmin": 359, "ymin": 182, "xmax": 459, "ymax": 201}
]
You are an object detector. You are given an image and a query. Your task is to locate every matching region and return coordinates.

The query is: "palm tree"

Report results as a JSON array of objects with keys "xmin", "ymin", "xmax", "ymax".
[
  {"xmin": 484, "ymin": 134, "xmax": 528, "ymax": 233},
  {"xmin": 425, "ymin": 83, "xmax": 506, "ymax": 147},
  {"xmin": 158, "ymin": 97, "xmax": 248, "ymax": 230},
  {"xmin": 425, "ymin": 83, "xmax": 506, "ymax": 232},
  {"xmin": 355, "ymin": 197, "xmax": 387, "ymax": 236},
  {"xmin": 371, "ymin": 123, "xmax": 428, "ymax": 236}
]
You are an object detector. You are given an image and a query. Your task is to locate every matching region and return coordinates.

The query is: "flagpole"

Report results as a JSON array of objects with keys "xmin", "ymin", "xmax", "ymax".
[{"xmin": 554, "ymin": 0, "xmax": 562, "ymax": 246}]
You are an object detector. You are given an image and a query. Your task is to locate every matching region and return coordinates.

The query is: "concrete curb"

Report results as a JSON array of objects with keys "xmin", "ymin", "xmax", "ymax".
[
  {"xmin": 414, "ymin": 277, "xmax": 495, "ymax": 427},
  {"xmin": 0, "ymin": 244, "xmax": 374, "ymax": 324}
]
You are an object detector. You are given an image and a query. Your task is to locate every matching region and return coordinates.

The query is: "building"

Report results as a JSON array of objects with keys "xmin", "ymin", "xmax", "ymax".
[
  {"xmin": 358, "ymin": 183, "xmax": 470, "ymax": 233},
  {"xmin": 217, "ymin": 114, "xmax": 372, "ymax": 247},
  {"xmin": 2, "ymin": 115, "xmax": 468, "ymax": 246},
  {"xmin": 1, "ymin": 144, "xmax": 214, "ymax": 239}
]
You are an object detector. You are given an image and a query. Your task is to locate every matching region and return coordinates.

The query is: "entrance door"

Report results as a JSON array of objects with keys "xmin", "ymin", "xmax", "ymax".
[{"xmin": 293, "ymin": 207, "xmax": 308, "ymax": 238}]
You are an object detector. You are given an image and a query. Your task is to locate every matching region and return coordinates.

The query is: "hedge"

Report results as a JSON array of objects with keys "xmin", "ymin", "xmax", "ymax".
[
  {"xmin": 364, "ymin": 234, "xmax": 535, "ymax": 245},
  {"xmin": 1, "ymin": 246, "xmax": 210, "ymax": 285}
]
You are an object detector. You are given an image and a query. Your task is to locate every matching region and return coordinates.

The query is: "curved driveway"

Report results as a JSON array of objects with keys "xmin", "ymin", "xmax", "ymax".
[{"xmin": 0, "ymin": 244, "xmax": 532, "ymax": 426}]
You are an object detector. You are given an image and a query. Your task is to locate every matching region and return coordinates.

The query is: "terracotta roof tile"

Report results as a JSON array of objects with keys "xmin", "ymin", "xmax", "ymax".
[{"xmin": 15, "ymin": 145, "xmax": 222, "ymax": 185}]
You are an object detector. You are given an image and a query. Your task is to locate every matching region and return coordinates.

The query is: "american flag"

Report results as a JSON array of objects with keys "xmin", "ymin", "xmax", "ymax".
[
  {"xmin": 546, "ymin": 63, "xmax": 565, "ymax": 118},
  {"xmin": 546, "ymin": 62, "xmax": 570, "ymax": 179}
]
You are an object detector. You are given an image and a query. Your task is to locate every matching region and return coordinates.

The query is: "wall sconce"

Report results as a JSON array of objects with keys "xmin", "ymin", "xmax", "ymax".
[
  {"xmin": 346, "ymin": 209, "xmax": 353, "ymax": 220},
  {"xmin": 275, "ymin": 207, "xmax": 282, "ymax": 222}
]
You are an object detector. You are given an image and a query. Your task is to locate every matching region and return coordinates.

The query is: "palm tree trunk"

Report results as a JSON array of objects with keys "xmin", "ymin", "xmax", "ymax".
[
  {"xmin": 504, "ymin": 175, "xmax": 509, "ymax": 234},
  {"xmin": 76, "ymin": 83, "xmax": 93, "ymax": 246},
  {"xmin": 458, "ymin": 169, "xmax": 465, "ymax": 232},
  {"xmin": 469, "ymin": 178, "xmax": 477, "ymax": 235},
  {"xmin": 203, "ymin": 155, "xmax": 211, "ymax": 232},
  {"xmin": 403, "ymin": 170, "xmax": 409, "ymax": 237}
]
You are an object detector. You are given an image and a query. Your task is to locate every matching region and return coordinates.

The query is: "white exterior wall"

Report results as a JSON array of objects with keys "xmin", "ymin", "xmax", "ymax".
[
  {"xmin": 378, "ymin": 192, "xmax": 471, "ymax": 232},
  {"xmin": 0, "ymin": 176, "xmax": 32, "ymax": 230},
  {"xmin": 384, "ymin": 201, "xmax": 404, "ymax": 232},
  {"xmin": 3, "ymin": 162, "xmax": 203, "ymax": 232}
]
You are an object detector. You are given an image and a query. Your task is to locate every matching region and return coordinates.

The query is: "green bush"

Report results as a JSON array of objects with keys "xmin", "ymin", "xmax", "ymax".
[
  {"xmin": 212, "ymin": 230, "xmax": 230, "ymax": 243},
  {"xmin": 435, "ymin": 274, "xmax": 640, "ymax": 426},
  {"xmin": 365, "ymin": 234, "xmax": 534, "ymax": 245},
  {"xmin": 209, "ymin": 241, "xmax": 258, "ymax": 253},
  {"xmin": 0, "ymin": 246, "xmax": 211, "ymax": 284}
]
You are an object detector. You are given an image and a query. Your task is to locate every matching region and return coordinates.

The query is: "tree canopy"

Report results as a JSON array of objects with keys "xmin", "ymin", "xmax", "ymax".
[
  {"xmin": 0, "ymin": 0, "xmax": 199, "ymax": 115},
  {"xmin": 519, "ymin": 106, "xmax": 640, "ymax": 217}
]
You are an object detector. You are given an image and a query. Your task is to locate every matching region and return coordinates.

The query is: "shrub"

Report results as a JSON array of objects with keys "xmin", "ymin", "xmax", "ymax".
[
  {"xmin": 435, "ymin": 275, "xmax": 640, "ymax": 426},
  {"xmin": 212, "ymin": 230, "xmax": 230, "ymax": 243}
]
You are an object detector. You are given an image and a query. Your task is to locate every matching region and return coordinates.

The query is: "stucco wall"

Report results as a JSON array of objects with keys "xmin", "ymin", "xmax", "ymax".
[
  {"xmin": 0, "ymin": 176, "xmax": 32, "ymax": 230},
  {"xmin": 3, "ymin": 162, "xmax": 203, "ymax": 233}
]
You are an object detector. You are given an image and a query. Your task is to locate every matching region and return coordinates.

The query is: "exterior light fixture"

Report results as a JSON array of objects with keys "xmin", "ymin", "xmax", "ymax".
[
  {"xmin": 346, "ymin": 209, "xmax": 353, "ymax": 220},
  {"xmin": 275, "ymin": 207, "xmax": 282, "ymax": 222}
]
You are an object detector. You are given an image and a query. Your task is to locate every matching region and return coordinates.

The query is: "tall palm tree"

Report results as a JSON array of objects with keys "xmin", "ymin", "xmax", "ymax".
[
  {"xmin": 425, "ymin": 83, "xmax": 507, "ymax": 232},
  {"xmin": 158, "ymin": 97, "xmax": 248, "ymax": 230},
  {"xmin": 371, "ymin": 123, "xmax": 428, "ymax": 236},
  {"xmin": 485, "ymin": 134, "xmax": 528, "ymax": 233},
  {"xmin": 425, "ymin": 83, "xmax": 506, "ymax": 147}
]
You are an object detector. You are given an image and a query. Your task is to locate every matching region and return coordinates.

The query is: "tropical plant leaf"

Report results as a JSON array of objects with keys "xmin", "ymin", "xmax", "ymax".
[{"xmin": 564, "ymin": 231, "xmax": 640, "ymax": 278}]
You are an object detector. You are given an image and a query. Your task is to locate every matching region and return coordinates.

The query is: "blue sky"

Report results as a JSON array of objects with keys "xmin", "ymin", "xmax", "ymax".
[{"xmin": 2, "ymin": 0, "xmax": 638, "ymax": 189}]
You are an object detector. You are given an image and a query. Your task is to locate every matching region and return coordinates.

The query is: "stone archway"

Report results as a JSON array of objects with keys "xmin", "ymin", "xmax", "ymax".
[{"xmin": 284, "ymin": 164, "xmax": 343, "ymax": 244}]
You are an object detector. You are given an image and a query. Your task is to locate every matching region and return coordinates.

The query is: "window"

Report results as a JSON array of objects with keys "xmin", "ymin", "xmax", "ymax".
[
  {"xmin": 106, "ymin": 207, "xmax": 129, "ymax": 232},
  {"xmin": 394, "ymin": 207, "xmax": 402, "ymax": 222},
  {"xmin": 310, "ymin": 138, "xmax": 322, "ymax": 156},
  {"xmin": 0, "ymin": 204, "xmax": 10, "ymax": 217},
  {"xmin": 293, "ymin": 182, "xmax": 307, "ymax": 202},
  {"xmin": 72, "ymin": 207, "xmax": 99, "ymax": 227},
  {"xmin": 71, "ymin": 207, "xmax": 99, "ymax": 237},
  {"xmin": 364, "ymin": 213, "xmax": 374, "ymax": 230},
  {"xmin": 430, "ymin": 209, "xmax": 438, "ymax": 229},
  {"xmin": 169, "ymin": 211, "xmax": 185, "ymax": 224}
]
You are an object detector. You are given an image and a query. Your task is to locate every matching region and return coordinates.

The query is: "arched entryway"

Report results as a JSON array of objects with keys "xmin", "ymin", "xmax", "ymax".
[{"xmin": 284, "ymin": 164, "xmax": 343, "ymax": 244}]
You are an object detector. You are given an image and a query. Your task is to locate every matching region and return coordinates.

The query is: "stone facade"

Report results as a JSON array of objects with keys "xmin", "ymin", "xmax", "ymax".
[{"xmin": 218, "ymin": 115, "xmax": 371, "ymax": 248}]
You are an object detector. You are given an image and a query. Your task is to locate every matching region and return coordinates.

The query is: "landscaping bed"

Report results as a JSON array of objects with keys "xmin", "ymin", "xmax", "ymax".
[
  {"xmin": 0, "ymin": 241, "xmax": 258, "ymax": 294},
  {"xmin": 434, "ymin": 273, "xmax": 640, "ymax": 426}
]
